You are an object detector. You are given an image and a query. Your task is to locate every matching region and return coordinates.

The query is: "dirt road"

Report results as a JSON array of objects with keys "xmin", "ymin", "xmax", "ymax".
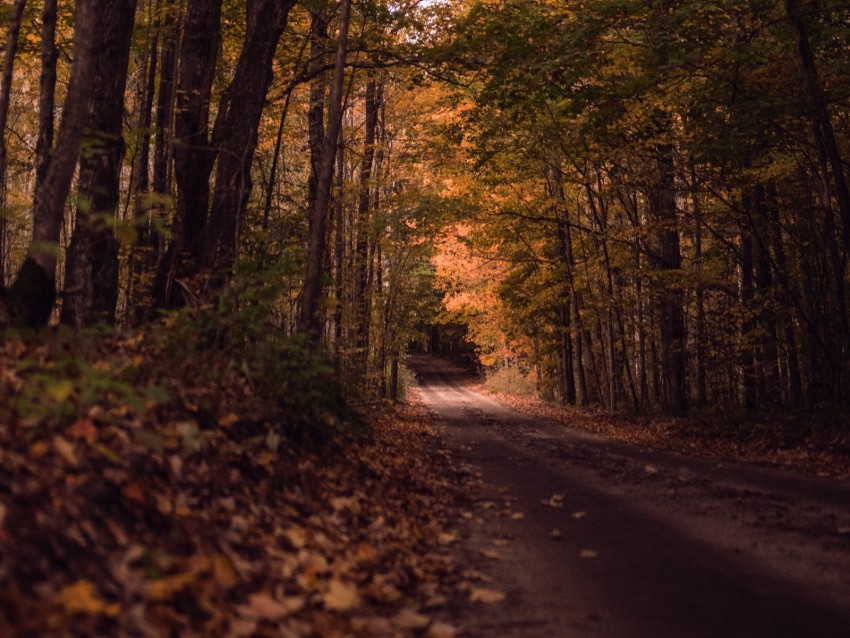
[{"xmin": 409, "ymin": 356, "xmax": 850, "ymax": 637}]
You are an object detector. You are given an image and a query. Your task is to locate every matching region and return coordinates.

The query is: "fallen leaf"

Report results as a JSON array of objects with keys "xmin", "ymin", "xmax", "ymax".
[
  {"xmin": 571, "ymin": 511, "xmax": 587, "ymax": 519},
  {"xmin": 549, "ymin": 528, "xmax": 563, "ymax": 539},
  {"xmin": 213, "ymin": 553, "xmax": 240, "ymax": 589},
  {"xmin": 394, "ymin": 607, "xmax": 430, "ymax": 630},
  {"xmin": 438, "ymin": 531, "xmax": 458, "ymax": 545},
  {"xmin": 53, "ymin": 436, "xmax": 78, "ymax": 466},
  {"xmin": 148, "ymin": 571, "xmax": 195, "ymax": 600},
  {"xmin": 56, "ymin": 580, "xmax": 119, "ymax": 617},
  {"xmin": 644, "ymin": 465, "xmax": 658, "ymax": 475},
  {"xmin": 469, "ymin": 587, "xmax": 506, "ymax": 604},
  {"xmin": 66, "ymin": 418, "xmax": 97, "ymax": 441},
  {"xmin": 238, "ymin": 592, "xmax": 303, "ymax": 621},
  {"xmin": 46, "ymin": 380, "xmax": 74, "ymax": 402},
  {"xmin": 282, "ymin": 526, "xmax": 308, "ymax": 549},
  {"xmin": 511, "ymin": 512, "xmax": 525, "ymax": 520},
  {"xmin": 228, "ymin": 618, "xmax": 257, "ymax": 638},
  {"xmin": 427, "ymin": 622, "xmax": 458, "ymax": 638},
  {"xmin": 323, "ymin": 578, "xmax": 360, "ymax": 611},
  {"xmin": 541, "ymin": 494, "xmax": 565, "ymax": 507},
  {"xmin": 218, "ymin": 412, "xmax": 239, "ymax": 428},
  {"xmin": 579, "ymin": 549, "xmax": 599, "ymax": 559}
]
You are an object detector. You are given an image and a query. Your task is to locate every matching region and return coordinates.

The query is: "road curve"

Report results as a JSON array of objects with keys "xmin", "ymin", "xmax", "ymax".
[{"xmin": 409, "ymin": 355, "xmax": 850, "ymax": 638}]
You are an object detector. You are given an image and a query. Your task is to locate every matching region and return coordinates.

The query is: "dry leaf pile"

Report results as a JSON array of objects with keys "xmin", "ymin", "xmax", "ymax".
[{"xmin": 0, "ymin": 337, "xmax": 473, "ymax": 637}]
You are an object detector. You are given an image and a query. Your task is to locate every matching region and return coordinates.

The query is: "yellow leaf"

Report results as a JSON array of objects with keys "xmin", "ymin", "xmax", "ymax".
[
  {"xmin": 323, "ymin": 579, "xmax": 360, "ymax": 612},
  {"xmin": 213, "ymin": 553, "xmax": 239, "ymax": 589},
  {"xmin": 148, "ymin": 571, "xmax": 195, "ymax": 600},
  {"xmin": 29, "ymin": 441, "xmax": 50, "ymax": 458},
  {"xmin": 56, "ymin": 580, "xmax": 119, "ymax": 617},
  {"xmin": 469, "ymin": 587, "xmax": 505, "ymax": 604},
  {"xmin": 47, "ymin": 380, "xmax": 74, "ymax": 402}
]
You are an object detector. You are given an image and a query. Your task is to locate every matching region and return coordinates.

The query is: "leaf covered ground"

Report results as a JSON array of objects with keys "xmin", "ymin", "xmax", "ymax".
[
  {"xmin": 486, "ymin": 390, "xmax": 850, "ymax": 480},
  {"xmin": 0, "ymin": 329, "xmax": 479, "ymax": 637}
]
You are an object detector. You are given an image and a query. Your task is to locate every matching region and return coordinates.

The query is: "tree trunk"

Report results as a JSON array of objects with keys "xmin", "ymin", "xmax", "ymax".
[
  {"xmin": 128, "ymin": 0, "xmax": 160, "ymax": 319},
  {"xmin": 765, "ymin": 181, "xmax": 804, "ymax": 405},
  {"xmin": 306, "ymin": 9, "xmax": 329, "ymax": 211},
  {"xmin": 784, "ymin": 0, "xmax": 850, "ymax": 256},
  {"xmin": 652, "ymin": 136, "xmax": 687, "ymax": 414},
  {"xmin": 151, "ymin": 0, "xmax": 221, "ymax": 308},
  {"xmin": 299, "ymin": 0, "xmax": 353, "ymax": 335},
  {"xmin": 61, "ymin": 0, "xmax": 137, "ymax": 327},
  {"xmin": 0, "ymin": 0, "xmax": 27, "ymax": 286},
  {"xmin": 6, "ymin": 0, "xmax": 103, "ymax": 327},
  {"xmin": 334, "ymin": 134, "xmax": 346, "ymax": 357},
  {"xmin": 353, "ymin": 78, "xmax": 380, "ymax": 371},
  {"xmin": 34, "ymin": 0, "xmax": 57, "ymax": 192},
  {"xmin": 148, "ymin": 0, "xmax": 182, "ymax": 308},
  {"xmin": 784, "ymin": 0, "xmax": 850, "ymax": 395},
  {"xmin": 205, "ymin": 0, "xmax": 297, "ymax": 277},
  {"xmin": 740, "ymin": 218, "xmax": 757, "ymax": 411}
]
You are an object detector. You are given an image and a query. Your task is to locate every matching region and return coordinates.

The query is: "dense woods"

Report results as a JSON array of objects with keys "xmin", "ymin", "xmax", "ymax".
[
  {"xmin": 2, "ymin": 1, "xmax": 850, "ymax": 634},
  {"xmin": 432, "ymin": 0, "xmax": 850, "ymax": 416},
  {"xmin": 0, "ymin": 0, "xmax": 848, "ymax": 417}
]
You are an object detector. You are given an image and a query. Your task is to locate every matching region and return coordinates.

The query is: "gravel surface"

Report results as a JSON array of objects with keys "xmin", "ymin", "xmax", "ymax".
[{"xmin": 410, "ymin": 355, "xmax": 850, "ymax": 638}]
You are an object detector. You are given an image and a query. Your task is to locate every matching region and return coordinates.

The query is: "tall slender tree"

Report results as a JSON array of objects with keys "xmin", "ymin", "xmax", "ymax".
[{"xmin": 299, "ymin": 0, "xmax": 353, "ymax": 335}]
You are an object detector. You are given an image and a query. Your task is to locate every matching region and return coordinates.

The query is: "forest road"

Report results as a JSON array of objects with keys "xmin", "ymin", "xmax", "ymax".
[{"xmin": 408, "ymin": 355, "xmax": 850, "ymax": 638}]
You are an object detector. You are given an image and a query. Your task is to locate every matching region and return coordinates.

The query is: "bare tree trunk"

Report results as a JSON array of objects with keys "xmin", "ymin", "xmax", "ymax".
[
  {"xmin": 784, "ymin": 0, "xmax": 850, "ymax": 255},
  {"xmin": 551, "ymin": 165, "xmax": 577, "ymax": 404},
  {"xmin": 751, "ymin": 184, "xmax": 780, "ymax": 403},
  {"xmin": 34, "ymin": 0, "xmax": 57, "ymax": 192},
  {"xmin": 353, "ymin": 78, "xmax": 380, "ymax": 371},
  {"xmin": 334, "ymin": 134, "xmax": 346, "ymax": 357},
  {"xmin": 0, "ymin": 0, "xmax": 27, "ymax": 286},
  {"xmin": 784, "ymin": 0, "xmax": 850, "ymax": 395},
  {"xmin": 152, "ymin": 0, "xmax": 220, "ymax": 308},
  {"xmin": 5, "ymin": 0, "xmax": 103, "ymax": 327},
  {"xmin": 652, "ymin": 136, "xmax": 687, "ymax": 414},
  {"xmin": 128, "ymin": 0, "xmax": 160, "ymax": 319},
  {"xmin": 306, "ymin": 9, "xmax": 329, "ymax": 211},
  {"xmin": 765, "ymin": 182, "xmax": 804, "ymax": 405},
  {"xmin": 740, "ymin": 218, "xmax": 757, "ymax": 411},
  {"xmin": 152, "ymin": 0, "xmax": 176, "ymax": 206},
  {"xmin": 61, "ymin": 0, "xmax": 137, "ymax": 327},
  {"xmin": 205, "ymin": 0, "xmax": 297, "ymax": 277},
  {"xmin": 299, "ymin": 0, "xmax": 353, "ymax": 335}
]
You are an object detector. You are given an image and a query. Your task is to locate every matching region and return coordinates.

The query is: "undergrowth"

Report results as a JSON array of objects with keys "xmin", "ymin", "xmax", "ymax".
[{"xmin": 483, "ymin": 365, "xmax": 537, "ymax": 397}]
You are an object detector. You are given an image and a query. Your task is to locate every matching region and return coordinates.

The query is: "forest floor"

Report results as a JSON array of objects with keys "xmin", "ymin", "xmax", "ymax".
[
  {"xmin": 2, "ymin": 333, "xmax": 850, "ymax": 637},
  {"xmin": 485, "ymin": 391, "xmax": 850, "ymax": 481},
  {"xmin": 0, "ymin": 331, "xmax": 478, "ymax": 637}
]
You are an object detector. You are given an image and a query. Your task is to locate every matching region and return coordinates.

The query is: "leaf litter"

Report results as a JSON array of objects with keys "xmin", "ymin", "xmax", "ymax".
[{"xmin": 0, "ymin": 336, "xmax": 479, "ymax": 637}]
